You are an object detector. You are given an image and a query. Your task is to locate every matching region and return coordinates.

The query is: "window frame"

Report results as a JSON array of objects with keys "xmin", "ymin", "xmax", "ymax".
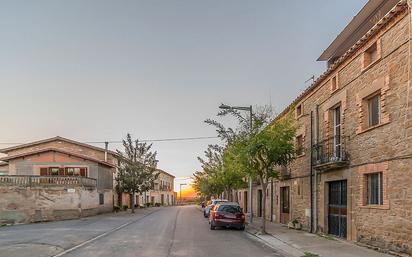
[
  {"xmin": 367, "ymin": 93, "xmax": 381, "ymax": 127},
  {"xmin": 366, "ymin": 172, "xmax": 383, "ymax": 205},
  {"xmin": 296, "ymin": 135, "xmax": 304, "ymax": 156}
]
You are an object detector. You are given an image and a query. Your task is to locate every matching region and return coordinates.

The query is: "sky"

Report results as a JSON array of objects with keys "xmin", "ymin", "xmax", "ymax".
[{"xmin": 0, "ymin": 0, "xmax": 368, "ymax": 189}]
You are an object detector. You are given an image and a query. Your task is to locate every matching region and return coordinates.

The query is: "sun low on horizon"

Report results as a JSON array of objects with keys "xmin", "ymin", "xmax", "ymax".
[{"xmin": 175, "ymin": 179, "xmax": 197, "ymax": 198}]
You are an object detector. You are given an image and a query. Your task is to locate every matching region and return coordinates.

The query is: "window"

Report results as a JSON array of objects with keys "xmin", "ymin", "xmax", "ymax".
[
  {"xmin": 331, "ymin": 76, "xmax": 337, "ymax": 92},
  {"xmin": 363, "ymin": 41, "xmax": 379, "ymax": 68},
  {"xmin": 366, "ymin": 172, "xmax": 383, "ymax": 205},
  {"xmin": 332, "ymin": 105, "xmax": 341, "ymax": 158},
  {"xmin": 99, "ymin": 193, "xmax": 104, "ymax": 205},
  {"xmin": 296, "ymin": 104, "xmax": 303, "ymax": 117},
  {"xmin": 368, "ymin": 94, "xmax": 381, "ymax": 127},
  {"xmin": 66, "ymin": 168, "xmax": 74, "ymax": 176},
  {"xmin": 218, "ymin": 205, "xmax": 241, "ymax": 213},
  {"xmin": 50, "ymin": 167, "xmax": 59, "ymax": 176},
  {"xmin": 296, "ymin": 135, "xmax": 303, "ymax": 155}
]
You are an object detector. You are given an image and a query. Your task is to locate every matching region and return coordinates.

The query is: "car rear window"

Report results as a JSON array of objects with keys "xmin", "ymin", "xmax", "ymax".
[{"xmin": 218, "ymin": 205, "xmax": 241, "ymax": 213}]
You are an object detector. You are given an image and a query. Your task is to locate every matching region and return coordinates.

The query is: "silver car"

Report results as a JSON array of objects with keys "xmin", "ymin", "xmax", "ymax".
[{"xmin": 203, "ymin": 199, "xmax": 228, "ymax": 218}]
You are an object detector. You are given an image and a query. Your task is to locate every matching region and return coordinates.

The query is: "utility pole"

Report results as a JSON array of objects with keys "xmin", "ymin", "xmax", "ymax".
[{"xmin": 219, "ymin": 104, "xmax": 254, "ymax": 224}]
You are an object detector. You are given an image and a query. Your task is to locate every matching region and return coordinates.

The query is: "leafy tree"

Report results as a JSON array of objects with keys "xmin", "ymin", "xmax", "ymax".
[
  {"xmin": 233, "ymin": 116, "xmax": 297, "ymax": 232},
  {"xmin": 116, "ymin": 133, "xmax": 159, "ymax": 213},
  {"xmin": 198, "ymin": 105, "xmax": 297, "ymax": 233}
]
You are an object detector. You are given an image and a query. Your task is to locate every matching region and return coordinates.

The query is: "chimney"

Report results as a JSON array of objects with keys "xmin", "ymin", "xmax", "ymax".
[{"xmin": 104, "ymin": 142, "xmax": 108, "ymax": 162}]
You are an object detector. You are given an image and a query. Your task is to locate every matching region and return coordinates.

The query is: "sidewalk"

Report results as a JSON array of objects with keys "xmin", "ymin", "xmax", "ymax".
[{"xmin": 245, "ymin": 217, "xmax": 394, "ymax": 257}]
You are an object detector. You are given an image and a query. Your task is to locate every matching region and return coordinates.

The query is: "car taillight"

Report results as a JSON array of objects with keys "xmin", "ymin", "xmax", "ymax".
[{"xmin": 241, "ymin": 214, "xmax": 245, "ymax": 219}]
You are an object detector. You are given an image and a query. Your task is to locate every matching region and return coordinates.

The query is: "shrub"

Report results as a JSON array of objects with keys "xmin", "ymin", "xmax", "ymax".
[
  {"xmin": 122, "ymin": 205, "xmax": 128, "ymax": 211},
  {"xmin": 155, "ymin": 203, "xmax": 161, "ymax": 207},
  {"xmin": 113, "ymin": 205, "xmax": 121, "ymax": 212}
]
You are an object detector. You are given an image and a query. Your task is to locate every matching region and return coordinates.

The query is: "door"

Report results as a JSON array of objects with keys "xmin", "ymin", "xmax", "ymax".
[
  {"xmin": 328, "ymin": 180, "xmax": 347, "ymax": 238},
  {"xmin": 258, "ymin": 190, "xmax": 263, "ymax": 217},
  {"xmin": 280, "ymin": 187, "xmax": 290, "ymax": 224},
  {"xmin": 244, "ymin": 191, "xmax": 248, "ymax": 213},
  {"xmin": 161, "ymin": 194, "xmax": 164, "ymax": 205}
]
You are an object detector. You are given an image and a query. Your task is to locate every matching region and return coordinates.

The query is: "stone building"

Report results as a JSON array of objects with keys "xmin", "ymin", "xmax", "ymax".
[
  {"xmin": 116, "ymin": 169, "xmax": 175, "ymax": 208},
  {"xmin": 236, "ymin": 0, "xmax": 412, "ymax": 255},
  {"xmin": 0, "ymin": 136, "xmax": 117, "ymax": 225}
]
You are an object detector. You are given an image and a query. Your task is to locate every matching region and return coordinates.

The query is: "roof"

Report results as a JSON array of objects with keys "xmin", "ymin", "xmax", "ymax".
[
  {"xmin": 274, "ymin": 0, "xmax": 407, "ymax": 123},
  {"xmin": 318, "ymin": 0, "xmax": 400, "ymax": 62},
  {"xmin": 0, "ymin": 147, "xmax": 116, "ymax": 168},
  {"xmin": 157, "ymin": 169, "xmax": 175, "ymax": 178},
  {"xmin": 0, "ymin": 136, "xmax": 118, "ymax": 156}
]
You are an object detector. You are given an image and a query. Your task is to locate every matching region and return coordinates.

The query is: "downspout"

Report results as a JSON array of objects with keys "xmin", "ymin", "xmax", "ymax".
[
  {"xmin": 270, "ymin": 178, "xmax": 274, "ymax": 222},
  {"xmin": 310, "ymin": 111, "xmax": 314, "ymax": 233},
  {"xmin": 314, "ymin": 105, "xmax": 319, "ymax": 233}
]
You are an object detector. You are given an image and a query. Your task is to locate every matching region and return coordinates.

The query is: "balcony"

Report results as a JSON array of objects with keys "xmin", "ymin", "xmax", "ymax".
[
  {"xmin": 278, "ymin": 165, "xmax": 291, "ymax": 180},
  {"xmin": 0, "ymin": 175, "xmax": 97, "ymax": 188},
  {"xmin": 312, "ymin": 136, "xmax": 349, "ymax": 171}
]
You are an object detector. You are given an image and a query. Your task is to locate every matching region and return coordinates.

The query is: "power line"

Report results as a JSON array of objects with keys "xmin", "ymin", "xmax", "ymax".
[
  {"xmin": 85, "ymin": 136, "xmax": 219, "ymax": 144},
  {"xmin": 0, "ymin": 136, "xmax": 219, "ymax": 146}
]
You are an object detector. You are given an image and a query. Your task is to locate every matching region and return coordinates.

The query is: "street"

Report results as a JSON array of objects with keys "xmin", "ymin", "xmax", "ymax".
[{"xmin": 0, "ymin": 206, "xmax": 283, "ymax": 257}]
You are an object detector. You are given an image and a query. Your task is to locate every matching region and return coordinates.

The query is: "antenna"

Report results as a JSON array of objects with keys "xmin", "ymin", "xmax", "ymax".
[{"xmin": 305, "ymin": 75, "xmax": 315, "ymax": 84}]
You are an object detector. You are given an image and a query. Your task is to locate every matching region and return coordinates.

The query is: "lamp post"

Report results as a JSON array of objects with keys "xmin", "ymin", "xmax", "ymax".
[
  {"xmin": 179, "ymin": 183, "xmax": 187, "ymax": 205},
  {"xmin": 219, "ymin": 103, "xmax": 253, "ymax": 224}
]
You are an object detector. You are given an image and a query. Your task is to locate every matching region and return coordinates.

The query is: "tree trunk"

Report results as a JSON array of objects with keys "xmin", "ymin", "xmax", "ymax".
[
  {"xmin": 260, "ymin": 176, "xmax": 267, "ymax": 234},
  {"xmin": 131, "ymin": 191, "xmax": 135, "ymax": 213}
]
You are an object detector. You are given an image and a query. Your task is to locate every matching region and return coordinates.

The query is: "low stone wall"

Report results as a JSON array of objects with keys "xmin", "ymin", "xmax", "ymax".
[{"xmin": 0, "ymin": 186, "xmax": 113, "ymax": 225}]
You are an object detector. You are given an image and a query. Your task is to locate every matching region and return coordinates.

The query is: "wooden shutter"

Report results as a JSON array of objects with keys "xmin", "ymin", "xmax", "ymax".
[{"xmin": 40, "ymin": 168, "xmax": 48, "ymax": 176}]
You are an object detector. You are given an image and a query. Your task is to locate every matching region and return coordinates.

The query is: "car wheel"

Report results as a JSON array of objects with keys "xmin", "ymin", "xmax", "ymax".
[
  {"xmin": 239, "ymin": 225, "xmax": 245, "ymax": 231},
  {"xmin": 210, "ymin": 221, "xmax": 216, "ymax": 230}
]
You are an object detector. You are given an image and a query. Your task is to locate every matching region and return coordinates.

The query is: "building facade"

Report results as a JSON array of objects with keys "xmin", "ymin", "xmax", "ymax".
[
  {"xmin": 116, "ymin": 169, "xmax": 175, "ymax": 208},
  {"xmin": 236, "ymin": 1, "xmax": 412, "ymax": 255},
  {"xmin": 0, "ymin": 136, "xmax": 117, "ymax": 225}
]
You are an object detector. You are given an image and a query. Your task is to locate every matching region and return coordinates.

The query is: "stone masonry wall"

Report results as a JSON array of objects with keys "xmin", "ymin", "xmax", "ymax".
[{"xmin": 0, "ymin": 185, "xmax": 113, "ymax": 225}]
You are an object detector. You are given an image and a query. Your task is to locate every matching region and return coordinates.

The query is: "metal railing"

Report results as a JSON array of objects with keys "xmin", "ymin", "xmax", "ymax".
[
  {"xmin": 312, "ymin": 136, "xmax": 349, "ymax": 168},
  {"xmin": 0, "ymin": 175, "xmax": 97, "ymax": 188}
]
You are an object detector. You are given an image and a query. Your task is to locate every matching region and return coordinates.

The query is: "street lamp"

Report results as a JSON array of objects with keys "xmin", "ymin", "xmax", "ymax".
[
  {"xmin": 179, "ymin": 183, "xmax": 187, "ymax": 205},
  {"xmin": 219, "ymin": 103, "xmax": 253, "ymax": 224}
]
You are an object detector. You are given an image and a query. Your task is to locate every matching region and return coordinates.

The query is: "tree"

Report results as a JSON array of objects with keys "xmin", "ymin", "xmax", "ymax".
[
  {"xmin": 116, "ymin": 133, "xmax": 159, "ymax": 213},
  {"xmin": 233, "ymin": 116, "xmax": 297, "ymax": 233}
]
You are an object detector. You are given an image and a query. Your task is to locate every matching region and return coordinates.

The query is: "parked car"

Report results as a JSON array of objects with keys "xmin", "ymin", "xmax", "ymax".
[
  {"xmin": 209, "ymin": 202, "xmax": 245, "ymax": 230},
  {"xmin": 203, "ymin": 199, "xmax": 228, "ymax": 218}
]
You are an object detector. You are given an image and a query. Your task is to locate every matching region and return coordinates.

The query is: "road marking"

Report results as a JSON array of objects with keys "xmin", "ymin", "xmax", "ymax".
[
  {"xmin": 166, "ymin": 208, "xmax": 180, "ymax": 257},
  {"xmin": 52, "ymin": 209, "xmax": 161, "ymax": 257}
]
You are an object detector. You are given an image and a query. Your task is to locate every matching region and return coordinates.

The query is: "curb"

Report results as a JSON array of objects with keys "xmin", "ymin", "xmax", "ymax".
[{"xmin": 244, "ymin": 225, "xmax": 305, "ymax": 257}]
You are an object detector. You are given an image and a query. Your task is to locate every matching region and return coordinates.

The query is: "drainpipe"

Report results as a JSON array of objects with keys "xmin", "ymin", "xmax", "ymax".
[
  {"xmin": 104, "ymin": 141, "xmax": 108, "ymax": 162},
  {"xmin": 310, "ymin": 111, "xmax": 314, "ymax": 233},
  {"xmin": 314, "ymin": 105, "xmax": 319, "ymax": 233},
  {"xmin": 270, "ymin": 178, "xmax": 274, "ymax": 222}
]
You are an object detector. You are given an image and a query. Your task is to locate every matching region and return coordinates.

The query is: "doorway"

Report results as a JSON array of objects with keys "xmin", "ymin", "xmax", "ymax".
[
  {"xmin": 328, "ymin": 180, "xmax": 347, "ymax": 238},
  {"xmin": 244, "ymin": 191, "xmax": 248, "ymax": 213},
  {"xmin": 258, "ymin": 189, "xmax": 263, "ymax": 217},
  {"xmin": 280, "ymin": 186, "xmax": 290, "ymax": 224}
]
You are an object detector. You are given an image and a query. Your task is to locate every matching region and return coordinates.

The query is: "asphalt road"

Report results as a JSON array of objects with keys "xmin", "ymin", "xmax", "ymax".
[{"xmin": 0, "ymin": 205, "xmax": 284, "ymax": 257}]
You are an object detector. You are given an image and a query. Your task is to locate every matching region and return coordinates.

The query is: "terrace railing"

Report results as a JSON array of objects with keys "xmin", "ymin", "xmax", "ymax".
[
  {"xmin": 0, "ymin": 175, "xmax": 97, "ymax": 188},
  {"xmin": 312, "ymin": 136, "xmax": 349, "ymax": 171}
]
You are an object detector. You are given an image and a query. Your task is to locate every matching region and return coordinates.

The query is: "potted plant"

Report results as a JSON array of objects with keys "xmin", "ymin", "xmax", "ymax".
[{"xmin": 288, "ymin": 218, "xmax": 302, "ymax": 230}]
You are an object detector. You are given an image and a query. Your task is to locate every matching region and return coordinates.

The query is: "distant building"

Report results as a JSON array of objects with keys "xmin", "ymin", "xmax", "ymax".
[
  {"xmin": 0, "ymin": 136, "xmax": 116, "ymax": 225},
  {"xmin": 115, "ymin": 169, "xmax": 175, "ymax": 208}
]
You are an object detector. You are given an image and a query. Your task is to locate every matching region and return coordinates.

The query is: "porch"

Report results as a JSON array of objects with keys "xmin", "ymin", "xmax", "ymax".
[{"xmin": 0, "ymin": 175, "xmax": 97, "ymax": 188}]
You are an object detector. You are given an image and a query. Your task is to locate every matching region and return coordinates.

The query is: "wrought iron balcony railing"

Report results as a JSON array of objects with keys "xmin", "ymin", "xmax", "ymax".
[
  {"xmin": 0, "ymin": 175, "xmax": 97, "ymax": 188},
  {"xmin": 312, "ymin": 136, "xmax": 349, "ymax": 170}
]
